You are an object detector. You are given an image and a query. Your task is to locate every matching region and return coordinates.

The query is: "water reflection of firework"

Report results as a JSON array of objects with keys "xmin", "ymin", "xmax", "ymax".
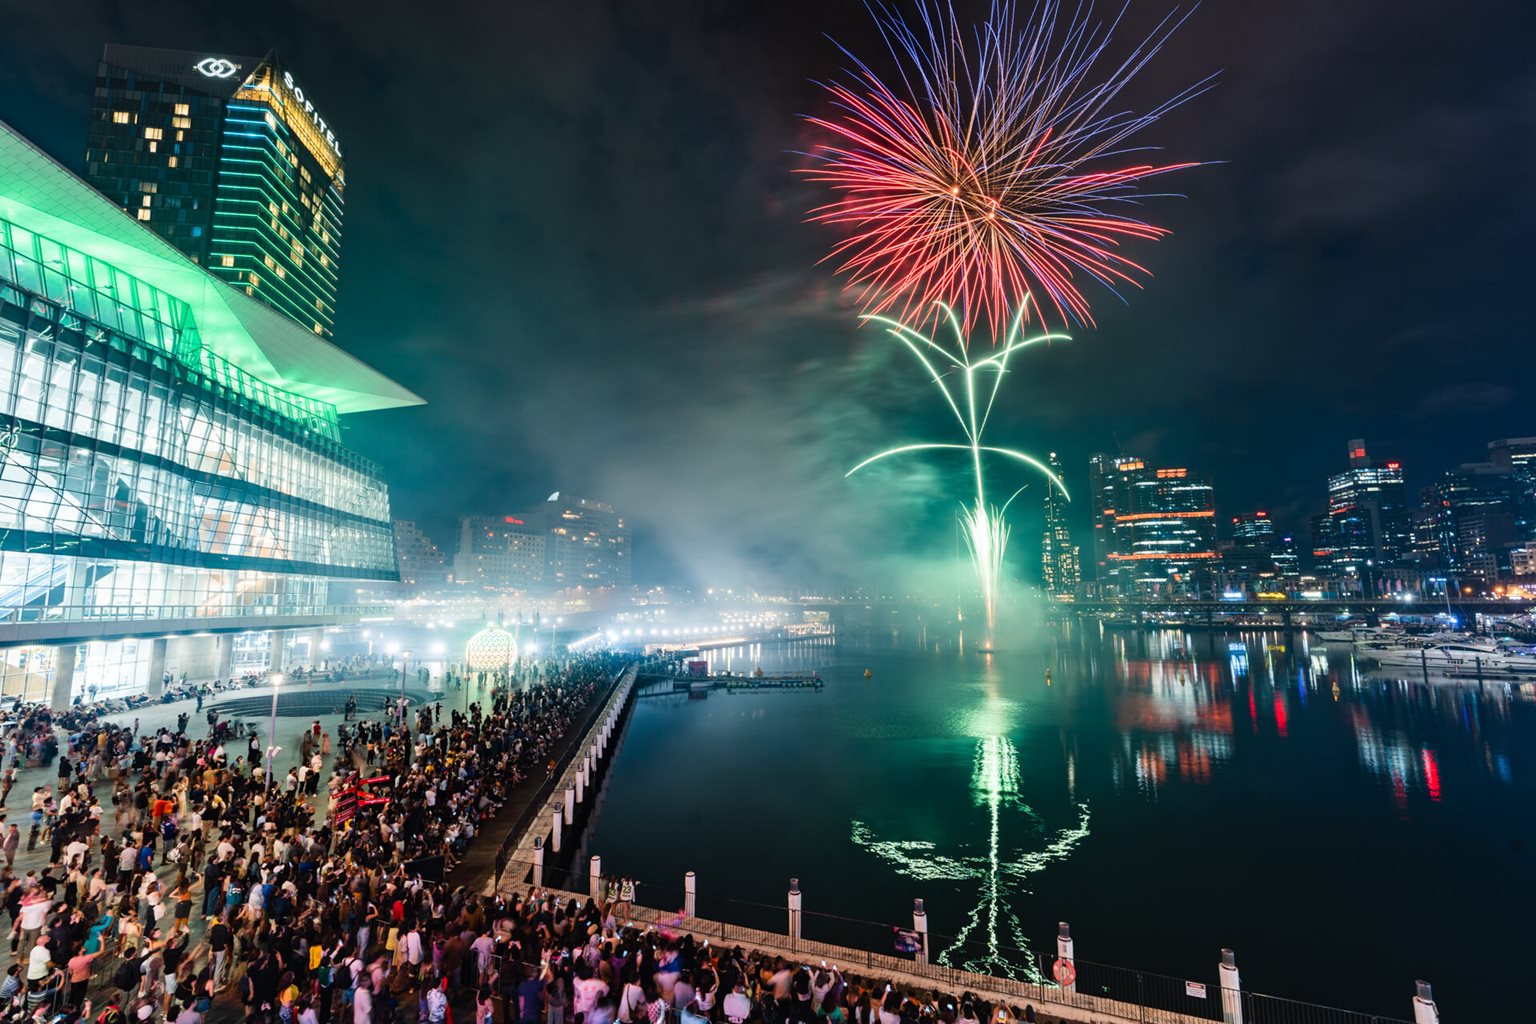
[{"xmin": 851, "ymin": 735, "xmax": 1089, "ymax": 980}]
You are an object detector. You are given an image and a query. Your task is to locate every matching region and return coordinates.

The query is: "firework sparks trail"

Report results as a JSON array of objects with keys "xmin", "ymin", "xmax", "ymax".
[
  {"xmin": 804, "ymin": 0, "xmax": 1212, "ymax": 337},
  {"xmin": 846, "ymin": 303, "xmax": 1066, "ymax": 636}
]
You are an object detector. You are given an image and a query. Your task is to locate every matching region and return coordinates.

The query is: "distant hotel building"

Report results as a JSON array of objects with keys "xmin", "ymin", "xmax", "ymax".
[
  {"xmin": 0, "ymin": 118, "xmax": 420, "ymax": 703},
  {"xmin": 1090, "ymin": 455, "xmax": 1216, "ymax": 597},
  {"xmin": 451, "ymin": 494, "xmax": 630, "ymax": 594},
  {"xmin": 451, "ymin": 515, "xmax": 546, "ymax": 592},
  {"xmin": 84, "ymin": 46, "xmax": 345, "ymax": 337},
  {"xmin": 393, "ymin": 521, "xmax": 447, "ymax": 594},
  {"xmin": 1040, "ymin": 451, "xmax": 1079, "ymax": 598}
]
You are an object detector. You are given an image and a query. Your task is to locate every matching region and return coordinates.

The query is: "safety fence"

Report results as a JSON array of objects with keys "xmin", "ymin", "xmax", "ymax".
[
  {"xmin": 486, "ymin": 867, "xmax": 1421, "ymax": 1024},
  {"xmin": 492, "ymin": 662, "xmax": 649, "ymax": 886}
]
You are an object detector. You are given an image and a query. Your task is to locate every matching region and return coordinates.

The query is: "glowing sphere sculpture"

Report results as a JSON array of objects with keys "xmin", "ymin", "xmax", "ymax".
[{"xmin": 464, "ymin": 626, "xmax": 517, "ymax": 671}]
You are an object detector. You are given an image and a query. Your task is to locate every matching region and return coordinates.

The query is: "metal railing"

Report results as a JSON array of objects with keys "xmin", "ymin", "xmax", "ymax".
[{"xmin": 487, "ymin": 865, "xmax": 1418, "ymax": 1024}]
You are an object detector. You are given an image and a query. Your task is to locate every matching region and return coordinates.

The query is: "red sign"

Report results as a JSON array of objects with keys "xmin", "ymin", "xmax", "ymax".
[{"xmin": 504, "ymin": 516, "xmax": 524, "ymax": 525}]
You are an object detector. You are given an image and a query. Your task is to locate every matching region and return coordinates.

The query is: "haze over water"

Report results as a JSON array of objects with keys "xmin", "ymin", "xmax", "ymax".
[{"xmin": 578, "ymin": 621, "xmax": 1534, "ymax": 1021}]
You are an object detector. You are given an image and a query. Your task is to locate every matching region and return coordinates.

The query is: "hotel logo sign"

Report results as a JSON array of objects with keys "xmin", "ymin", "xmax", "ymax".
[
  {"xmin": 281, "ymin": 70, "xmax": 342, "ymax": 158},
  {"xmin": 194, "ymin": 57, "xmax": 240, "ymax": 79}
]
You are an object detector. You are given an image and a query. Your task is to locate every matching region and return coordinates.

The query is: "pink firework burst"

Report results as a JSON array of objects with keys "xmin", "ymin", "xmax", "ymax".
[{"xmin": 804, "ymin": 0, "xmax": 1213, "ymax": 340}]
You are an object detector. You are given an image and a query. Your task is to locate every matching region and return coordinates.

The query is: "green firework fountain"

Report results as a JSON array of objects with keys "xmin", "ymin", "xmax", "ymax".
[{"xmin": 846, "ymin": 302, "xmax": 1068, "ymax": 638}]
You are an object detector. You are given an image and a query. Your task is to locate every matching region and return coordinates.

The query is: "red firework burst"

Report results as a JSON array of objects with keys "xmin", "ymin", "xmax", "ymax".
[{"xmin": 803, "ymin": 0, "xmax": 1212, "ymax": 340}]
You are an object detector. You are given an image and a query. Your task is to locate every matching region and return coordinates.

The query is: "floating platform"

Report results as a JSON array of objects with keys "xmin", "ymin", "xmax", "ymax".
[{"xmin": 643, "ymin": 673, "xmax": 825, "ymax": 696}]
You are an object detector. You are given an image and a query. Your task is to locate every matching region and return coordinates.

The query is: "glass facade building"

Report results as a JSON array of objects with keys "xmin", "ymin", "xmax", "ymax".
[
  {"xmin": 0, "ymin": 117, "xmax": 420, "ymax": 702},
  {"xmin": 1040, "ymin": 451, "xmax": 1078, "ymax": 598},
  {"xmin": 1093, "ymin": 456, "xmax": 1217, "ymax": 597},
  {"xmin": 85, "ymin": 45, "xmax": 345, "ymax": 337}
]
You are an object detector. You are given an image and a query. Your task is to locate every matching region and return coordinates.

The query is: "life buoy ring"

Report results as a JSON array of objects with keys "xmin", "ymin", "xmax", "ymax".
[{"xmin": 1052, "ymin": 958, "xmax": 1076, "ymax": 987}]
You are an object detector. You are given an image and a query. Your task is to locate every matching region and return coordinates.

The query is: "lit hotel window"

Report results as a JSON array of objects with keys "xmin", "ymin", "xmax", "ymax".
[
  {"xmin": 174, "ymin": 103, "xmax": 190, "ymax": 116},
  {"xmin": 112, "ymin": 110, "xmax": 131, "ymax": 124},
  {"xmin": 220, "ymin": 255, "xmax": 235, "ymax": 268},
  {"xmin": 167, "ymin": 156, "xmax": 178, "ymax": 168},
  {"xmin": 144, "ymin": 127, "xmax": 163, "ymax": 140},
  {"xmin": 172, "ymin": 117, "xmax": 191, "ymax": 129},
  {"xmin": 136, "ymin": 209, "xmax": 151, "ymax": 222}
]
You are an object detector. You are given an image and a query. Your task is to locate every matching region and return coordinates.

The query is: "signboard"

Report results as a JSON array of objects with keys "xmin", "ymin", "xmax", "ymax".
[
  {"xmin": 687, "ymin": 660, "xmax": 708, "ymax": 679},
  {"xmin": 331, "ymin": 785, "xmax": 358, "ymax": 826},
  {"xmin": 1185, "ymin": 982, "xmax": 1207, "ymax": 1000},
  {"xmin": 892, "ymin": 928, "xmax": 924, "ymax": 954}
]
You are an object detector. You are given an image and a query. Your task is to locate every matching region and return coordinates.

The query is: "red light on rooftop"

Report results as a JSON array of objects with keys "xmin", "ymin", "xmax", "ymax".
[
  {"xmin": 1256, "ymin": 510, "xmax": 1267, "ymax": 517},
  {"xmin": 1386, "ymin": 462, "xmax": 1401, "ymax": 470},
  {"xmin": 504, "ymin": 516, "xmax": 524, "ymax": 525}
]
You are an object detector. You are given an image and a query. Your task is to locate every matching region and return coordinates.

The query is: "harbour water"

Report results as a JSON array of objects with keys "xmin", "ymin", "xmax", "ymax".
[{"xmin": 577, "ymin": 621, "xmax": 1533, "ymax": 1021}]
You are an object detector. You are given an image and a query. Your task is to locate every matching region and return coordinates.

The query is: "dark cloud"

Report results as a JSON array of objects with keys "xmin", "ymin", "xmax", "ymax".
[
  {"xmin": 1418, "ymin": 382, "xmax": 1517, "ymax": 417},
  {"xmin": 2, "ymin": 0, "xmax": 1533, "ymax": 584}
]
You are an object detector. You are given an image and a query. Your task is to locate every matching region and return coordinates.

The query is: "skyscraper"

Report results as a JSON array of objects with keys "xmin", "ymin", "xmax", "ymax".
[
  {"xmin": 1040, "ymin": 451, "xmax": 1079, "ymax": 598},
  {"xmin": 85, "ymin": 46, "xmax": 345, "ymax": 337},
  {"xmin": 1313, "ymin": 439, "xmax": 1409, "ymax": 575},
  {"xmin": 1091, "ymin": 455, "xmax": 1217, "ymax": 596},
  {"xmin": 1432, "ymin": 463, "xmax": 1535, "ymax": 579}
]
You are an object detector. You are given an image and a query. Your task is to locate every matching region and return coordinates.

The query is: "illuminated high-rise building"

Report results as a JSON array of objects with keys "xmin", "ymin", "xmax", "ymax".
[
  {"xmin": 1313, "ymin": 439, "xmax": 1409, "ymax": 575},
  {"xmin": 84, "ymin": 46, "xmax": 345, "ymax": 337},
  {"xmin": 524, "ymin": 493, "xmax": 630, "ymax": 590},
  {"xmin": 1040, "ymin": 451, "xmax": 1079, "ymax": 598},
  {"xmin": 1092, "ymin": 455, "xmax": 1216, "ymax": 596},
  {"xmin": 451, "ymin": 515, "xmax": 546, "ymax": 592}
]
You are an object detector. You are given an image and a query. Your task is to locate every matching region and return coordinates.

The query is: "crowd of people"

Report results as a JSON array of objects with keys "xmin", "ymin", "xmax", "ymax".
[
  {"xmin": 0, "ymin": 652, "xmax": 628, "ymax": 1024},
  {"xmin": 0, "ymin": 652, "xmax": 1040, "ymax": 1024}
]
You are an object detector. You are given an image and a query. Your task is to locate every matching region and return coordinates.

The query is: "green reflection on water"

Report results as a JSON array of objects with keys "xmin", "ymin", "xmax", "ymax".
[{"xmin": 851, "ymin": 731, "xmax": 1090, "ymax": 980}]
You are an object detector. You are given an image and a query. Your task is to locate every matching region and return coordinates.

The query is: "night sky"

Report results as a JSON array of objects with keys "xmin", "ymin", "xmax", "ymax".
[{"xmin": 3, "ymin": 0, "xmax": 1533, "ymax": 589}]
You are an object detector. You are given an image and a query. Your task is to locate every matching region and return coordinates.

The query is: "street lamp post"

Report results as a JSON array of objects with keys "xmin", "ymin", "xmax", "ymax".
[
  {"xmin": 399, "ymin": 650, "xmax": 413, "ymax": 722},
  {"xmin": 266, "ymin": 673, "xmax": 282, "ymax": 795}
]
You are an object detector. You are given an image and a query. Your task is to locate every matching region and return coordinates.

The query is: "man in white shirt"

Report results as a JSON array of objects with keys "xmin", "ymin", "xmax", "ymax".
[
  {"xmin": 723, "ymin": 983, "xmax": 752, "ymax": 1024},
  {"xmin": 26, "ymin": 935, "xmax": 52, "ymax": 982}
]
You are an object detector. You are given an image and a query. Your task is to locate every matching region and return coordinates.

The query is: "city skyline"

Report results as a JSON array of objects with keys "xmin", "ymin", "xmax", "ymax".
[{"xmin": 1, "ymin": 0, "xmax": 1531, "ymax": 590}]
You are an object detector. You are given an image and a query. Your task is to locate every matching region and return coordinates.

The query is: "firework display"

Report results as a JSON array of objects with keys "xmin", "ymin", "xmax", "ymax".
[
  {"xmin": 809, "ymin": 0, "xmax": 1204, "ymax": 637},
  {"xmin": 806, "ymin": 0, "xmax": 1208, "ymax": 336},
  {"xmin": 847, "ymin": 303, "xmax": 1066, "ymax": 633}
]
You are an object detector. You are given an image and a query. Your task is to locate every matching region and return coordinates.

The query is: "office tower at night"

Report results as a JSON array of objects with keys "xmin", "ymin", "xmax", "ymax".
[
  {"xmin": 1040, "ymin": 451, "xmax": 1079, "ymax": 598},
  {"xmin": 1227, "ymin": 511, "xmax": 1280, "ymax": 579},
  {"xmin": 1432, "ymin": 463, "xmax": 1535, "ymax": 579},
  {"xmin": 452, "ymin": 515, "xmax": 546, "ymax": 592},
  {"xmin": 0, "ymin": 118, "xmax": 419, "ymax": 702},
  {"xmin": 1313, "ymin": 438, "xmax": 1409, "ymax": 574},
  {"xmin": 1090, "ymin": 455, "xmax": 1216, "ymax": 596},
  {"xmin": 84, "ymin": 45, "xmax": 345, "ymax": 337}
]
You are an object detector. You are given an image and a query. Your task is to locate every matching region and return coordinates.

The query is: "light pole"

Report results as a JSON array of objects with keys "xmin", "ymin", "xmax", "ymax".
[
  {"xmin": 266, "ymin": 673, "xmax": 282, "ymax": 795},
  {"xmin": 399, "ymin": 649, "xmax": 413, "ymax": 722}
]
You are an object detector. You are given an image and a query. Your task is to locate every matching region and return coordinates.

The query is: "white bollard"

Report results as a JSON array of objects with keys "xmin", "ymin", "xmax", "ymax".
[
  {"xmin": 913, "ymin": 899, "xmax": 929, "ymax": 965},
  {"xmin": 1412, "ymin": 981, "xmax": 1438, "ymax": 1024},
  {"xmin": 1056, "ymin": 922, "xmax": 1076, "ymax": 997},
  {"xmin": 684, "ymin": 871, "xmax": 697, "ymax": 917},
  {"xmin": 788, "ymin": 878, "xmax": 802, "ymax": 944},
  {"xmin": 590, "ymin": 856, "xmax": 603, "ymax": 901},
  {"xmin": 532, "ymin": 836, "xmax": 545, "ymax": 887},
  {"xmin": 564, "ymin": 784, "xmax": 575, "ymax": 824},
  {"xmin": 1219, "ymin": 949, "xmax": 1242, "ymax": 1024},
  {"xmin": 552, "ymin": 804, "xmax": 564, "ymax": 854},
  {"xmin": 575, "ymin": 765, "xmax": 585, "ymax": 805}
]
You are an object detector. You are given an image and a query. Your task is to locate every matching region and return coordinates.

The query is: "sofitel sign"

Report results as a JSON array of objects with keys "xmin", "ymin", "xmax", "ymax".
[{"xmin": 280, "ymin": 71, "xmax": 342, "ymax": 158}]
